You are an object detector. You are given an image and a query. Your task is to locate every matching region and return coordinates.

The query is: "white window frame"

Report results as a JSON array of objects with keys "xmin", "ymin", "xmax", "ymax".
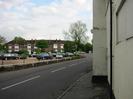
[
  {"xmin": 53, "ymin": 44, "xmax": 58, "ymax": 49},
  {"xmin": 116, "ymin": 0, "xmax": 127, "ymax": 44}
]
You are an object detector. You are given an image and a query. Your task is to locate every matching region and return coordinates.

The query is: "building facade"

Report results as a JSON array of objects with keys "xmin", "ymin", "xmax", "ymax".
[
  {"xmin": 6, "ymin": 39, "xmax": 65, "ymax": 54},
  {"xmin": 92, "ymin": 0, "xmax": 133, "ymax": 99}
]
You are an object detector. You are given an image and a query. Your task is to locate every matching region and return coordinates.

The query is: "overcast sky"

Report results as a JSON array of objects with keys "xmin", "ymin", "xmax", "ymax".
[{"xmin": 0, "ymin": 0, "xmax": 92, "ymax": 42}]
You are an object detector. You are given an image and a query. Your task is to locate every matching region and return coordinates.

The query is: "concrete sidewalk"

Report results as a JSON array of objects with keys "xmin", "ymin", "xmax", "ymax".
[{"xmin": 60, "ymin": 71, "xmax": 110, "ymax": 99}]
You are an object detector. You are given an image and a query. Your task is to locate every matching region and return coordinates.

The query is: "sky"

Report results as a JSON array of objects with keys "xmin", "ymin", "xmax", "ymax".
[{"xmin": 0, "ymin": 0, "xmax": 93, "ymax": 43}]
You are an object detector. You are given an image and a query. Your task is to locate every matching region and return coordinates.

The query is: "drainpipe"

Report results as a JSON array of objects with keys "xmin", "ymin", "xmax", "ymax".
[{"xmin": 110, "ymin": 0, "xmax": 113, "ymax": 98}]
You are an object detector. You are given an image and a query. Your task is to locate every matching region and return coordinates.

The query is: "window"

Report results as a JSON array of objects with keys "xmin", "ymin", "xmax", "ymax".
[
  {"xmin": 60, "ymin": 44, "xmax": 64, "ymax": 49},
  {"xmin": 117, "ymin": 0, "xmax": 133, "ymax": 42},
  {"xmin": 8, "ymin": 46, "xmax": 12, "ymax": 49},
  {"xmin": 14, "ymin": 45, "xmax": 19, "ymax": 51},
  {"xmin": 126, "ymin": 0, "xmax": 133, "ymax": 39},
  {"xmin": 15, "ymin": 45, "xmax": 19, "ymax": 49},
  {"xmin": 53, "ymin": 44, "xmax": 57, "ymax": 48},
  {"xmin": 117, "ymin": 0, "xmax": 127, "ymax": 42},
  {"xmin": 27, "ymin": 44, "xmax": 31, "ymax": 49}
]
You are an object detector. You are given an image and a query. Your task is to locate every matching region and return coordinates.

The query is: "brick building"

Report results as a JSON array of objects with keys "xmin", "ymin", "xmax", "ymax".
[{"xmin": 6, "ymin": 39, "xmax": 65, "ymax": 54}]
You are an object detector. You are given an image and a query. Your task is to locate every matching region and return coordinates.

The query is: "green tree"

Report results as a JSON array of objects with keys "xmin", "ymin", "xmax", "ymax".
[
  {"xmin": 0, "ymin": 35, "xmax": 7, "ymax": 52},
  {"xmin": 18, "ymin": 50, "xmax": 29, "ymax": 59},
  {"xmin": 79, "ymin": 43, "xmax": 85, "ymax": 51},
  {"xmin": 13, "ymin": 37, "xmax": 25, "ymax": 44},
  {"xmin": 64, "ymin": 21, "xmax": 88, "ymax": 51},
  {"xmin": 64, "ymin": 41, "xmax": 76, "ymax": 52},
  {"xmin": 84, "ymin": 43, "xmax": 93, "ymax": 53},
  {"xmin": 0, "ymin": 36, "xmax": 6, "ymax": 44},
  {"xmin": 35, "ymin": 49, "xmax": 41, "ymax": 54},
  {"xmin": 18, "ymin": 50, "xmax": 29, "ymax": 55},
  {"xmin": 36, "ymin": 40, "xmax": 48, "ymax": 52}
]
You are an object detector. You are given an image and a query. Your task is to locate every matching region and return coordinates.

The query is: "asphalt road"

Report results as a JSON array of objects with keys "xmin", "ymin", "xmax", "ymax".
[{"xmin": 0, "ymin": 54, "xmax": 92, "ymax": 99}]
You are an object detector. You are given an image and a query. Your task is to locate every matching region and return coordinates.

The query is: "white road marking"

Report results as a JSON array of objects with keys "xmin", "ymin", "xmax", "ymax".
[
  {"xmin": 1, "ymin": 75, "xmax": 40, "ymax": 90},
  {"xmin": 69, "ymin": 61, "xmax": 85, "ymax": 67},
  {"xmin": 51, "ymin": 67, "xmax": 66, "ymax": 73},
  {"xmin": 69, "ymin": 63, "xmax": 77, "ymax": 67}
]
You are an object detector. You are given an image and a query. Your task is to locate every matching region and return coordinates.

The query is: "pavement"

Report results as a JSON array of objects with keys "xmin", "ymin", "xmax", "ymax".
[
  {"xmin": 59, "ymin": 71, "xmax": 110, "ymax": 99},
  {"xmin": 59, "ymin": 54, "xmax": 110, "ymax": 99}
]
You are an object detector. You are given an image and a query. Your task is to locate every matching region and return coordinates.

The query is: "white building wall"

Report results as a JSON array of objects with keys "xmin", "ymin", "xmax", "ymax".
[
  {"xmin": 92, "ymin": 0, "xmax": 107, "ymax": 76},
  {"xmin": 106, "ymin": 0, "xmax": 133, "ymax": 99}
]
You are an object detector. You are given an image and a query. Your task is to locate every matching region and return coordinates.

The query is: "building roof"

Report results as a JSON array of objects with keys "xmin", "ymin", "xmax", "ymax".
[{"xmin": 6, "ymin": 39, "xmax": 66, "ymax": 45}]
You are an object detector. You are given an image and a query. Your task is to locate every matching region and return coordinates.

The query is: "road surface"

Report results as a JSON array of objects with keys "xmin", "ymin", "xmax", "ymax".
[{"xmin": 0, "ymin": 54, "xmax": 92, "ymax": 99}]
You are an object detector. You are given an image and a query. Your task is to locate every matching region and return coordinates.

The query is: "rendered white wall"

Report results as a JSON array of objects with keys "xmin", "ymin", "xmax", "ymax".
[
  {"xmin": 105, "ymin": 0, "xmax": 133, "ymax": 99},
  {"xmin": 92, "ymin": 0, "xmax": 107, "ymax": 76}
]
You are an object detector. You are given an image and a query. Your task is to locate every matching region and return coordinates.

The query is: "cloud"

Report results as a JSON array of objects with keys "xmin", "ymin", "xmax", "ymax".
[{"xmin": 0, "ymin": 0, "xmax": 92, "ymax": 43}]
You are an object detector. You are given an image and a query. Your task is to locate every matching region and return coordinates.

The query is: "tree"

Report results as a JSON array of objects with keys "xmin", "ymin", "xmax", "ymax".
[
  {"xmin": 13, "ymin": 37, "xmax": 25, "ymax": 44},
  {"xmin": 84, "ymin": 43, "xmax": 93, "ymax": 53},
  {"xmin": 36, "ymin": 40, "xmax": 48, "ymax": 52},
  {"xmin": 18, "ymin": 50, "xmax": 29, "ymax": 55},
  {"xmin": 64, "ymin": 21, "xmax": 88, "ymax": 51},
  {"xmin": 0, "ymin": 35, "xmax": 7, "ymax": 52},
  {"xmin": 35, "ymin": 49, "xmax": 41, "ymax": 54},
  {"xmin": 79, "ymin": 43, "xmax": 85, "ymax": 51},
  {"xmin": 64, "ymin": 41, "xmax": 76, "ymax": 52},
  {"xmin": 18, "ymin": 50, "xmax": 29, "ymax": 59},
  {"xmin": 0, "ymin": 36, "xmax": 6, "ymax": 44}
]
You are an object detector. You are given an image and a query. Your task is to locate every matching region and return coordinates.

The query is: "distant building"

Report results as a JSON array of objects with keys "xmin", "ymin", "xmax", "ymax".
[{"xmin": 6, "ymin": 39, "xmax": 65, "ymax": 54}]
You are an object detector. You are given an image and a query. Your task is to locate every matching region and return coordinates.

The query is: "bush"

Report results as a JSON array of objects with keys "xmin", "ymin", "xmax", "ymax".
[{"xmin": 18, "ymin": 50, "xmax": 29, "ymax": 59}]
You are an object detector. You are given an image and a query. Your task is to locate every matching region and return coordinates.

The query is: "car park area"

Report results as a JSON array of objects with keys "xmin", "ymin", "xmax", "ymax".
[{"xmin": 0, "ymin": 52, "xmax": 85, "ymax": 66}]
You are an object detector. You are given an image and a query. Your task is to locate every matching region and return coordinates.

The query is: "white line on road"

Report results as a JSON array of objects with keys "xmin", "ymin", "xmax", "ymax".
[
  {"xmin": 1, "ymin": 75, "xmax": 40, "ymax": 90},
  {"xmin": 69, "ymin": 63, "xmax": 77, "ymax": 67},
  {"xmin": 69, "ymin": 61, "xmax": 86, "ymax": 67},
  {"xmin": 51, "ymin": 67, "xmax": 66, "ymax": 73},
  {"xmin": 79, "ymin": 61, "xmax": 86, "ymax": 64}
]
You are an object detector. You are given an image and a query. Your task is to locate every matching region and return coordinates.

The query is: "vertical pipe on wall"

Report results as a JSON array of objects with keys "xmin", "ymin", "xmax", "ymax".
[{"xmin": 110, "ymin": 0, "xmax": 113, "ymax": 98}]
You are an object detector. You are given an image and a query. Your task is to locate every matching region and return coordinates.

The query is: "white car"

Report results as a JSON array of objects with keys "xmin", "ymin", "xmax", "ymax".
[{"xmin": 56, "ymin": 54, "xmax": 63, "ymax": 59}]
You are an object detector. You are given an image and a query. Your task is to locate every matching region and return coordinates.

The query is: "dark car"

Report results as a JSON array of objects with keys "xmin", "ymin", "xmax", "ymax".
[
  {"xmin": 36, "ymin": 53, "xmax": 52, "ymax": 60},
  {"xmin": 3, "ymin": 53, "xmax": 19, "ymax": 60}
]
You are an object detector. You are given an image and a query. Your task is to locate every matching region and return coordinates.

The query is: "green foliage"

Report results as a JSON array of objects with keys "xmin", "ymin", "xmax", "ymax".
[
  {"xmin": 64, "ymin": 41, "xmax": 76, "ymax": 52},
  {"xmin": 18, "ymin": 50, "xmax": 29, "ymax": 59},
  {"xmin": 13, "ymin": 37, "xmax": 25, "ymax": 44},
  {"xmin": 64, "ymin": 21, "xmax": 88, "ymax": 51},
  {"xmin": 79, "ymin": 43, "xmax": 85, "ymax": 51},
  {"xmin": 0, "ymin": 44, "xmax": 7, "ymax": 53},
  {"xmin": 18, "ymin": 50, "xmax": 29, "ymax": 55},
  {"xmin": 0, "ymin": 36, "xmax": 6, "ymax": 44},
  {"xmin": 36, "ymin": 40, "xmax": 48, "ymax": 52},
  {"xmin": 35, "ymin": 49, "xmax": 41, "ymax": 54},
  {"xmin": 84, "ymin": 43, "xmax": 93, "ymax": 53}
]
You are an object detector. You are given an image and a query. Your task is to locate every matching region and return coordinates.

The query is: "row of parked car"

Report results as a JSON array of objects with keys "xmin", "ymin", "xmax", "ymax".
[
  {"xmin": 0, "ymin": 53, "xmax": 27, "ymax": 60},
  {"xmin": 35, "ymin": 52, "xmax": 74, "ymax": 60},
  {"xmin": 0, "ymin": 52, "xmax": 75, "ymax": 60}
]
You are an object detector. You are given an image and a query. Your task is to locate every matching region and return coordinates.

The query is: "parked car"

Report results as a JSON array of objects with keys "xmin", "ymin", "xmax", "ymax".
[
  {"xmin": 66, "ymin": 52, "xmax": 74, "ymax": 56},
  {"xmin": 51, "ymin": 53, "xmax": 57, "ymax": 57},
  {"xmin": 61, "ymin": 53, "xmax": 67, "ymax": 57},
  {"xmin": 0, "ymin": 53, "xmax": 4, "ymax": 60},
  {"xmin": 36, "ymin": 53, "xmax": 52, "ymax": 60},
  {"xmin": 3, "ymin": 53, "xmax": 19, "ymax": 60},
  {"xmin": 30, "ymin": 53, "xmax": 37, "ymax": 57},
  {"xmin": 56, "ymin": 54, "xmax": 63, "ymax": 59}
]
